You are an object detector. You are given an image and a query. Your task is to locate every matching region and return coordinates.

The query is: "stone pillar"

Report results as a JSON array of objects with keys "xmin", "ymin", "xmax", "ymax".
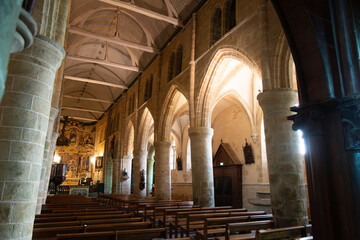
[
  {"xmin": 0, "ymin": 35, "xmax": 64, "ymax": 239},
  {"xmin": 42, "ymin": 131, "xmax": 59, "ymax": 201},
  {"xmin": 188, "ymin": 127, "xmax": 214, "ymax": 207},
  {"xmin": 147, "ymin": 154, "xmax": 154, "ymax": 196},
  {"xmin": 0, "ymin": 1, "xmax": 27, "ymax": 101},
  {"xmin": 154, "ymin": 141, "xmax": 171, "ymax": 200},
  {"xmin": 120, "ymin": 155, "xmax": 132, "ymax": 194},
  {"xmin": 36, "ymin": 106, "xmax": 59, "ymax": 213},
  {"xmin": 133, "ymin": 149, "xmax": 147, "ymax": 197},
  {"xmin": 257, "ymin": 89, "xmax": 308, "ymax": 227}
]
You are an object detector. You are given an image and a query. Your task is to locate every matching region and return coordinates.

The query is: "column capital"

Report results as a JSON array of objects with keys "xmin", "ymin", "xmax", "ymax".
[
  {"xmin": 188, "ymin": 127, "xmax": 213, "ymax": 138},
  {"xmin": 154, "ymin": 141, "xmax": 171, "ymax": 148},
  {"xmin": 257, "ymin": 89, "xmax": 299, "ymax": 113}
]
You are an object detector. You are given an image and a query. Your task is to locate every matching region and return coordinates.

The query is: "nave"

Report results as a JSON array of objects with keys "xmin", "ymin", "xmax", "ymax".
[{"xmin": 32, "ymin": 194, "xmax": 312, "ymax": 240}]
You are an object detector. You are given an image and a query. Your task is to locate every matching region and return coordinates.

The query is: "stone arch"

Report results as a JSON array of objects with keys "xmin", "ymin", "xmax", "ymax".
[
  {"xmin": 136, "ymin": 107, "xmax": 154, "ymax": 151},
  {"xmin": 196, "ymin": 47, "xmax": 261, "ymax": 127},
  {"xmin": 124, "ymin": 120, "xmax": 135, "ymax": 156},
  {"xmin": 213, "ymin": 90, "xmax": 254, "ymax": 129},
  {"xmin": 273, "ymin": 33, "xmax": 292, "ymax": 89},
  {"xmin": 158, "ymin": 85, "xmax": 189, "ymax": 142}
]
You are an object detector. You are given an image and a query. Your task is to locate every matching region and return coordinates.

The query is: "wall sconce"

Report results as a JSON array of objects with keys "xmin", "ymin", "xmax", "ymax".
[{"xmin": 53, "ymin": 154, "xmax": 61, "ymax": 163}]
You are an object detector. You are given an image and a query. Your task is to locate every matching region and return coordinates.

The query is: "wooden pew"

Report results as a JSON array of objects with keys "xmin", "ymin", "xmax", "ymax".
[
  {"xmin": 149, "ymin": 205, "xmax": 200, "ymax": 227},
  {"xmin": 164, "ymin": 206, "xmax": 235, "ymax": 230},
  {"xmin": 195, "ymin": 214, "xmax": 273, "ymax": 240},
  {"xmin": 56, "ymin": 228, "xmax": 167, "ymax": 240},
  {"xmin": 34, "ymin": 217, "xmax": 142, "ymax": 228},
  {"xmin": 36, "ymin": 210, "xmax": 122, "ymax": 219},
  {"xmin": 35, "ymin": 213, "xmax": 132, "ymax": 223},
  {"xmin": 32, "ymin": 221, "xmax": 152, "ymax": 239},
  {"xmin": 255, "ymin": 225, "xmax": 311, "ymax": 240},
  {"xmin": 179, "ymin": 211, "xmax": 266, "ymax": 237},
  {"xmin": 210, "ymin": 220, "xmax": 274, "ymax": 240}
]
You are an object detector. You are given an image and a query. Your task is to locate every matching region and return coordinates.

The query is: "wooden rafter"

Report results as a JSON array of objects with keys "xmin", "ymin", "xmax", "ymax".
[
  {"xmin": 62, "ymin": 106, "xmax": 105, "ymax": 114},
  {"xmin": 68, "ymin": 27, "xmax": 159, "ymax": 53},
  {"xmin": 63, "ymin": 95, "xmax": 113, "ymax": 104},
  {"xmin": 64, "ymin": 75, "xmax": 128, "ymax": 89},
  {"xmin": 66, "ymin": 54, "xmax": 140, "ymax": 72},
  {"xmin": 98, "ymin": 0, "xmax": 183, "ymax": 27}
]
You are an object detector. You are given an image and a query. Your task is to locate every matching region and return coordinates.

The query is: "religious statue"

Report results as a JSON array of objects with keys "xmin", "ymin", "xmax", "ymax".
[
  {"xmin": 122, "ymin": 168, "xmax": 129, "ymax": 181},
  {"xmin": 139, "ymin": 169, "xmax": 146, "ymax": 190},
  {"xmin": 176, "ymin": 155, "xmax": 183, "ymax": 170},
  {"xmin": 243, "ymin": 138, "xmax": 255, "ymax": 164}
]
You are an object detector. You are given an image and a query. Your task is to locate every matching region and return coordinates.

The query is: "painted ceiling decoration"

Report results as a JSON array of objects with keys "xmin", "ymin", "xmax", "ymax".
[{"xmin": 62, "ymin": 0, "xmax": 205, "ymax": 123}]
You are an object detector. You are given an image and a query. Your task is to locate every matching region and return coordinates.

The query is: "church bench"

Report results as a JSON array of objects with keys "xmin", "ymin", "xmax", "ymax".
[
  {"xmin": 32, "ymin": 221, "xmax": 152, "ymax": 239},
  {"xmin": 52, "ymin": 207, "xmax": 117, "ymax": 213},
  {"xmin": 149, "ymin": 205, "xmax": 200, "ymax": 227},
  {"xmin": 35, "ymin": 210, "xmax": 124, "ymax": 219},
  {"xmin": 164, "ymin": 206, "xmax": 235, "ymax": 230},
  {"xmin": 211, "ymin": 220, "xmax": 274, "ymax": 240},
  {"xmin": 195, "ymin": 215, "xmax": 250, "ymax": 240},
  {"xmin": 35, "ymin": 213, "xmax": 132, "ymax": 223},
  {"xmin": 55, "ymin": 228, "xmax": 167, "ymax": 240},
  {"xmin": 255, "ymin": 224, "xmax": 312, "ymax": 240},
  {"xmin": 34, "ymin": 217, "xmax": 142, "ymax": 228},
  {"xmin": 170, "ymin": 209, "xmax": 250, "ymax": 237},
  {"xmin": 178, "ymin": 211, "xmax": 266, "ymax": 237},
  {"xmin": 195, "ymin": 213, "xmax": 274, "ymax": 238},
  {"xmin": 143, "ymin": 202, "xmax": 195, "ymax": 221}
]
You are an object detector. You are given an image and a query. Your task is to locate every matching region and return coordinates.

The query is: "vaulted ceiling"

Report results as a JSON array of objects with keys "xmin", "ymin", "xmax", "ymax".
[{"xmin": 61, "ymin": 0, "xmax": 205, "ymax": 123}]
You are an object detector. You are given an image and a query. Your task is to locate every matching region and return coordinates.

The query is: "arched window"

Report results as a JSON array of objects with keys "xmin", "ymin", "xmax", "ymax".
[
  {"xmin": 175, "ymin": 45, "xmax": 183, "ymax": 75},
  {"xmin": 148, "ymin": 74, "xmax": 153, "ymax": 99},
  {"xmin": 144, "ymin": 79, "xmax": 149, "ymax": 102},
  {"xmin": 224, "ymin": 0, "xmax": 236, "ymax": 33},
  {"xmin": 168, "ymin": 52, "xmax": 175, "ymax": 81},
  {"xmin": 211, "ymin": 8, "xmax": 222, "ymax": 45}
]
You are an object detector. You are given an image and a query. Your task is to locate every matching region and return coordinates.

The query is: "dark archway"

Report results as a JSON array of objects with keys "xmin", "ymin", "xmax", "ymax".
[{"xmin": 272, "ymin": 1, "xmax": 360, "ymax": 239}]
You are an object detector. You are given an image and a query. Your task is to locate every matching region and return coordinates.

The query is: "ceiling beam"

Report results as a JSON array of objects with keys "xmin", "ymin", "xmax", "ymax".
[
  {"xmin": 68, "ymin": 27, "xmax": 159, "ymax": 54},
  {"xmin": 98, "ymin": 0, "xmax": 183, "ymax": 27},
  {"xmin": 66, "ymin": 55, "xmax": 140, "ymax": 72},
  {"xmin": 62, "ymin": 116, "xmax": 98, "ymax": 122},
  {"xmin": 62, "ymin": 106, "xmax": 105, "ymax": 114},
  {"xmin": 64, "ymin": 75, "xmax": 128, "ymax": 89},
  {"xmin": 63, "ymin": 95, "xmax": 113, "ymax": 104}
]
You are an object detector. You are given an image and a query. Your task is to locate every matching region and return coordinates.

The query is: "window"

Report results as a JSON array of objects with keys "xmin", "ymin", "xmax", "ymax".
[
  {"xmin": 224, "ymin": 0, "xmax": 236, "ymax": 33},
  {"xmin": 148, "ymin": 74, "xmax": 153, "ymax": 99},
  {"xmin": 169, "ymin": 140, "xmax": 176, "ymax": 170},
  {"xmin": 175, "ymin": 45, "xmax": 183, "ymax": 75},
  {"xmin": 144, "ymin": 75, "xmax": 153, "ymax": 102},
  {"xmin": 144, "ymin": 79, "xmax": 149, "ymax": 102},
  {"xmin": 168, "ymin": 52, "xmax": 175, "ymax": 81},
  {"xmin": 211, "ymin": 8, "xmax": 222, "ymax": 45}
]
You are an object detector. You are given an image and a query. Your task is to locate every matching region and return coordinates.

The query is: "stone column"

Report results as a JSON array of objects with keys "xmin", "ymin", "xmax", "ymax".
[
  {"xmin": 42, "ymin": 131, "xmax": 59, "ymax": 200},
  {"xmin": 257, "ymin": 89, "xmax": 308, "ymax": 227},
  {"xmin": 120, "ymin": 155, "xmax": 132, "ymax": 194},
  {"xmin": 0, "ymin": 2, "xmax": 29, "ymax": 101},
  {"xmin": 147, "ymin": 154, "xmax": 154, "ymax": 196},
  {"xmin": 188, "ymin": 127, "xmax": 214, "ymax": 207},
  {"xmin": 133, "ymin": 149, "xmax": 147, "ymax": 197},
  {"xmin": 154, "ymin": 141, "xmax": 171, "ymax": 200},
  {"xmin": 0, "ymin": 35, "xmax": 64, "ymax": 239},
  {"xmin": 36, "ymin": 106, "xmax": 59, "ymax": 213}
]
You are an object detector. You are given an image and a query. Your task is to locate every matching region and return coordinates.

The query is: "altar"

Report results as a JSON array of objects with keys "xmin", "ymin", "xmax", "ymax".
[{"xmin": 69, "ymin": 186, "xmax": 89, "ymax": 197}]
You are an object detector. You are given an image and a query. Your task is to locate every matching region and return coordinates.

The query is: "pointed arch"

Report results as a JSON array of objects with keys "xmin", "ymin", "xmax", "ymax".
[
  {"xmin": 136, "ymin": 107, "xmax": 154, "ymax": 151},
  {"xmin": 158, "ymin": 85, "xmax": 189, "ymax": 141},
  {"xmin": 196, "ymin": 47, "xmax": 261, "ymax": 127},
  {"xmin": 124, "ymin": 120, "xmax": 135, "ymax": 156}
]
